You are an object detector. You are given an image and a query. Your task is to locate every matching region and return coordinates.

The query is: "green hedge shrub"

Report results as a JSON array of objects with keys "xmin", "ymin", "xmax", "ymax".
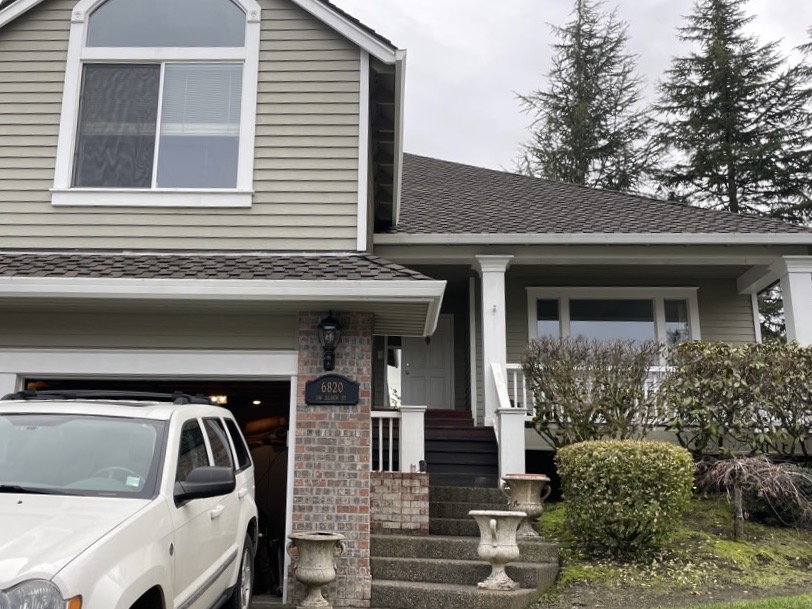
[
  {"xmin": 557, "ymin": 440, "xmax": 694, "ymax": 557},
  {"xmin": 661, "ymin": 341, "xmax": 812, "ymax": 457}
]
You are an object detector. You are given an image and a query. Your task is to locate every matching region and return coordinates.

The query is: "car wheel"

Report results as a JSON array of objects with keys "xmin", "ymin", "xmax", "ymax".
[{"xmin": 226, "ymin": 534, "xmax": 254, "ymax": 609}]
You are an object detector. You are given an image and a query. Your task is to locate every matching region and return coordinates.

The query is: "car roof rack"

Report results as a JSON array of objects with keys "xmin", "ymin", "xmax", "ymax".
[{"xmin": 1, "ymin": 389, "xmax": 213, "ymax": 405}]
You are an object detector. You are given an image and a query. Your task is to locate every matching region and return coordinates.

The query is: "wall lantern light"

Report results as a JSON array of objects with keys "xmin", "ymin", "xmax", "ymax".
[{"xmin": 318, "ymin": 312, "xmax": 342, "ymax": 371}]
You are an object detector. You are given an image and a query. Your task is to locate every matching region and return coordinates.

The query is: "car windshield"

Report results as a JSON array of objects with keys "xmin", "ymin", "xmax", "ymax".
[{"xmin": 0, "ymin": 413, "xmax": 165, "ymax": 498}]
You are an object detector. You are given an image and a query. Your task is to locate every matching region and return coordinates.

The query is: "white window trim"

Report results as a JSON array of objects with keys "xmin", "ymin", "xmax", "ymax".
[
  {"xmin": 526, "ymin": 287, "xmax": 702, "ymax": 343},
  {"xmin": 51, "ymin": 0, "xmax": 261, "ymax": 208}
]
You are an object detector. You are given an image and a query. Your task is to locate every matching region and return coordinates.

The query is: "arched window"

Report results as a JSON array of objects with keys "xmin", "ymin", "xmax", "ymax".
[{"xmin": 52, "ymin": 0, "xmax": 261, "ymax": 207}]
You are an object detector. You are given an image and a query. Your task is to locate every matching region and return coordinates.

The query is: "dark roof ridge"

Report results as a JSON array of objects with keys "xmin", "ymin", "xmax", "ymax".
[{"xmin": 400, "ymin": 152, "xmax": 812, "ymax": 235}]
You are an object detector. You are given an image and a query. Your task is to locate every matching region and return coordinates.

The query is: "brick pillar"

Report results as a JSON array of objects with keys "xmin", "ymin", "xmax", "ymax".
[{"xmin": 290, "ymin": 312, "xmax": 373, "ymax": 608}]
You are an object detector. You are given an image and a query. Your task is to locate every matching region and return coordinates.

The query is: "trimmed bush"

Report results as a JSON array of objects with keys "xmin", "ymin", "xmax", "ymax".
[{"xmin": 557, "ymin": 440, "xmax": 694, "ymax": 557}]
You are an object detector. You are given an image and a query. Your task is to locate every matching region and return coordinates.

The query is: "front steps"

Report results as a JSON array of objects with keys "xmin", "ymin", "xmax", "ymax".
[
  {"xmin": 371, "ymin": 534, "xmax": 559, "ymax": 609},
  {"xmin": 424, "ymin": 410, "xmax": 499, "ymax": 488},
  {"xmin": 371, "ymin": 485, "xmax": 559, "ymax": 609}
]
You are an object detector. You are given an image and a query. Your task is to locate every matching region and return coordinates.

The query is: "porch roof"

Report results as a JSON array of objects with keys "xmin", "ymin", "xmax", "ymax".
[
  {"xmin": 0, "ymin": 252, "xmax": 445, "ymax": 336},
  {"xmin": 381, "ymin": 155, "xmax": 812, "ymax": 245}
]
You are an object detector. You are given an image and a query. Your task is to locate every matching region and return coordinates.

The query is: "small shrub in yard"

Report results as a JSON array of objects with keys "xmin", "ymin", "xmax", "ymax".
[{"xmin": 557, "ymin": 439, "xmax": 694, "ymax": 557}]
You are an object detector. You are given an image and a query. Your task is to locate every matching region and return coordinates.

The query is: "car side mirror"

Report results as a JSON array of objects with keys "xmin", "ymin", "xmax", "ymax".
[{"xmin": 174, "ymin": 466, "xmax": 236, "ymax": 505}]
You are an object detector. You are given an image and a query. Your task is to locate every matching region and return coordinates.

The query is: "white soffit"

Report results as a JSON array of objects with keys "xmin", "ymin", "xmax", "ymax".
[{"xmin": 374, "ymin": 233, "xmax": 812, "ymax": 246}]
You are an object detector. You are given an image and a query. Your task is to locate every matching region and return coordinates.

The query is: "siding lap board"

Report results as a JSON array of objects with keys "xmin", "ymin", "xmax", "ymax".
[{"xmin": 0, "ymin": 0, "xmax": 361, "ymax": 250}]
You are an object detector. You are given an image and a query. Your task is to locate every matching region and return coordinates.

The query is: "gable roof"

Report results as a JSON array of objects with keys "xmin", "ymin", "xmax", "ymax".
[
  {"xmin": 378, "ymin": 154, "xmax": 812, "ymax": 245},
  {"xmin": 0, "ymin": 0, "xmax": 399, "ymax": 62}
]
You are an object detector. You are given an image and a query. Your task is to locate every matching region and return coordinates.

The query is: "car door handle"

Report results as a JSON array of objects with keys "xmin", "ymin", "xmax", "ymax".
[
  {"xmin": 238, "ymin": 488, "xmax": 248, "ymax": 499},
  {"xmin": 210, "ymin": 505, "xmax": 226, "ymax": 520}
]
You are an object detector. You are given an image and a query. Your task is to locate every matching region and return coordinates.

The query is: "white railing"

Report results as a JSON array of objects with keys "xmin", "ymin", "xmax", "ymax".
[
  {"xmin": 505, "ymin": 363, "xmax": 671, "ymax": 417},
  {"xmin": 370, "ymin": 406, "xmax": 426, "ymax": 474},
  {"xmin": 371, "ymin": 410, "xmax": 399, "ymax": 473},
  {"xmin": 491, "ymin": 363, "xmax": 528, "ymax": 479}
]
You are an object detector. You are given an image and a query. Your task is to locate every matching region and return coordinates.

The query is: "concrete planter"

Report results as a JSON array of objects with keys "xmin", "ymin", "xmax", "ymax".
[
  {"xmin": 468, "ymin": 510, "xmax": 526, "ymax": 591},
  {"xmin": 502, "ymin": 473, "xmax": 552, "ymax": 537},
  {"xmin": 286, "ymin": 531, "xmax": 346, "ymax": 608}
]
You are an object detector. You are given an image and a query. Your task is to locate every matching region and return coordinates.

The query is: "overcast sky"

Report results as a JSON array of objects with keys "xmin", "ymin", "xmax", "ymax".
[{"xmin": 330, "ymin": 0, "xmax": 812, "ymax": 171}]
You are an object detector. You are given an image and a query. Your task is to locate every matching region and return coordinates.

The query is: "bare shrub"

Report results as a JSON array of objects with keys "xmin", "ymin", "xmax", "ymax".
[{"xmin": 522, "ymin": 336, "xmax": 663, "ymax": 449}]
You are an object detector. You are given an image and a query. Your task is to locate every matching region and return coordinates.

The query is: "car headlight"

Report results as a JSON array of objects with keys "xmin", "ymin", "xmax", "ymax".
[{"xmin": 0, "ymin": 580, "xmax": 80, "ymax": 609}]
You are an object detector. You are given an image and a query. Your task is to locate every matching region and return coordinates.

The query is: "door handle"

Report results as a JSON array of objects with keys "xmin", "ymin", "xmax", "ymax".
[
  {"xmin": 210, "ymin": 505, "xmax": 226, "ymax": 519},
  {"xmin": 238, "ymin": 488, "xmax": 248, "ymax": 499}
]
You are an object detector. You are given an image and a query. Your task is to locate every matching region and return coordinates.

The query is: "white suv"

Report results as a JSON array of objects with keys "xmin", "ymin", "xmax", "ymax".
[{"xmin": 0, "ymin": 390, "xmax": 258, "ymax": 609}]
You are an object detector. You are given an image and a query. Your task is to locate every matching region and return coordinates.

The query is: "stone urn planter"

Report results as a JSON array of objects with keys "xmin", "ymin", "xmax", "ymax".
[
  {"xmin": 286, "ymin": 531, "xmax": 346, "ymax": 608},
  {"xmin": 468, "ymin": 510, "xmax": 526, "ymax": 591},
  {"xmin": 502, "ymin": 473, "xmax": 552, "ymax": 537}
]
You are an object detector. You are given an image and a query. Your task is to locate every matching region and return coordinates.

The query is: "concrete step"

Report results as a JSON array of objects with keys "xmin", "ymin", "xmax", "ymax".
[
  {"xmin": 430, "ymin": 516, "xmax": 480, "ymax": 536},
  {"xmin": 371, "ymin": 534, "xmax": 559, "ymax": 564},
  {"xmin": 371, "ymin": 580, "xmax": 540, "ymax": 609},
  {"xmin": 371, "ymin": 556, "xmax": 558, "ymax": 591},
  {"xmin": 429, "ymin": 486, "xmax": 504, "ymax": 504},
  {"xmin": 430, "ymin": 500, "xmax": 507, "ymax": 519}
]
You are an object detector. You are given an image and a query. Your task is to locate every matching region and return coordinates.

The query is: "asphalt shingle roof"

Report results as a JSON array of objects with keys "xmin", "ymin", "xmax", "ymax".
[
  {"xmin": 0, "ymin": 253, "xmax": 433, "ymax": 281},
  {"xmin": 394, "ymin": 154, "xmax": 812, "ymax": 236}
]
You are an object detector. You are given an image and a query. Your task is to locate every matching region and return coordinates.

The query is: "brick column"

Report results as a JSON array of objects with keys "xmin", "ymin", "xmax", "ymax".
[{"xmin": 290, "ymin": 312, "xmax": 374, "ymax": 608}]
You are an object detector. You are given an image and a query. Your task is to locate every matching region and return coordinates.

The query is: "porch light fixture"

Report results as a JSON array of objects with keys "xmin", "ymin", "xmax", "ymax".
[{"xmin": 318, "ymin": 312, "xmax": 342, "ymax": 371}]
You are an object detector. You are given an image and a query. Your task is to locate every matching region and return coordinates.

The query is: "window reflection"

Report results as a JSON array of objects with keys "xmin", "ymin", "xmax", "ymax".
[
  {"xmin": 536, "ymin": 299, "xmax": 560, "ymax": 338},
  {"xmin": 665, "ymin": 299, "xmax": 690, "ymax": 346},
  {"xmin": 570, "ymin": 299, "xmax": 655, "ymax": 341}
]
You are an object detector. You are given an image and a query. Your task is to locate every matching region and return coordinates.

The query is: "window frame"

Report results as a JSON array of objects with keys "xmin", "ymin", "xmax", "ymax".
[
  {"xmin": 526, "ymin": 287, "xmax": 702, "ymax": 344},
  {"xmin": 52, "ymin": 0, "xmax": 261, "ymax": 208}
]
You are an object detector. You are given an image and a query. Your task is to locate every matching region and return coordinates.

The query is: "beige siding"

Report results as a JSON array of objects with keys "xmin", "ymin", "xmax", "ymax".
[
  {"xmin": 0, "ymin": 0, "xmax": 361, "ymax": 250},
  {"xmin": 0, "ymin": 310, "xmax": 297, "ymax": 350}
]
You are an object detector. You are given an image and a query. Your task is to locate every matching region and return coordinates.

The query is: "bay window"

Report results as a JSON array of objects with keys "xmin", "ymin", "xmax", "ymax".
[{"xmin": 52, "ymin": 0, "xmax": 260, "ymax": 207}]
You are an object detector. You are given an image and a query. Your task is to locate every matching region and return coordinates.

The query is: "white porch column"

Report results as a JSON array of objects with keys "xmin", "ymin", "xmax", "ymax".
[
  {"xmin": 475, "ymin": 255, "xmax": 513, "ymax": 426},
  {"xmin": 398, "ymin": 405, "xmax": 426, "ymax": 473},
  {"xmin": 776, "ymin": 256, "xmax": 812, "ymax": 345}
]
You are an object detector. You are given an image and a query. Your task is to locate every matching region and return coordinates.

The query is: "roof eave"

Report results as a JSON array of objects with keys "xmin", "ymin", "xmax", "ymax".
[{"xmin": 374, "ymin": 232, "xmax": 812, "ymax": 246}]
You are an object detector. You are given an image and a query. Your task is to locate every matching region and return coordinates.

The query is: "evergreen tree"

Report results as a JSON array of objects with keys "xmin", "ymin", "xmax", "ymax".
[
  {"xmin": 517, "ymin": 0, "xmax": 652, "ymax": 191},
  {"xmin": 655, "ymin": 0, "xmax": 812, "ymax": 224}
]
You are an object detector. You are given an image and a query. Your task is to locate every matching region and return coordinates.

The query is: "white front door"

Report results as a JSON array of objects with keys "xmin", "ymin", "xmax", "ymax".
[{"xmin": 402, "ymin": 315, "xmax": 454, "ymax": 409}]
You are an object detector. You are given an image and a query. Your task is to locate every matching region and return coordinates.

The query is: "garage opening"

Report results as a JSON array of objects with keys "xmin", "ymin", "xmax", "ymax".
[{"xmin": 23, "ymin": 377, "xmax": 290, "ymax": 597}]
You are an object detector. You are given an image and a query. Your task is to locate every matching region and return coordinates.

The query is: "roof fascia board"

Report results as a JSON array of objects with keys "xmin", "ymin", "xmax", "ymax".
[
  {"xmin": 392, "ymin": 50, "xmax": 407, "ymax": 225},
  {"xmin": 289, "ymin": 0, "xmax": 398, "ymax": 64},
  {"xmin": 0, "ymin": 0, "xmax": 45, "ymax": 28},
  {"xmin": 374, "ymin": 233, "xmax": 812, "ymax": 246},
  {"xmin": 0, "ymin": 276, "xmax": 447, "ymax": 302}
]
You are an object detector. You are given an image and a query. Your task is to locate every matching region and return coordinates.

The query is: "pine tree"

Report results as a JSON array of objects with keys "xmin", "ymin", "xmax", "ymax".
[
  {"xmin": 655, "ymin": 0, "xmax": 812, "ymax": 224},
  {"xmin": 517, "ymin": 0, "xmax": 652, "ymax": 191}
]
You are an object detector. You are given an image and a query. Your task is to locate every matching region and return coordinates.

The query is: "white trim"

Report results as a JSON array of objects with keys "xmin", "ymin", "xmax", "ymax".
[
  {"xmin": 375, "ymin": 233, "xmax": 812, "ymax": 246},
  {"xmin": 51, "ymin": 189, "xmax": 253, "ymax": 208},
  {"xmin": 391, "ymin": 50, "xmax": 407, "ymax": 225},
  {"xmin": 751, "ymin": 293, "xmax": 763, "ymax": 344},
  {"xmin": 0, "ymin": 348, "xmax": 299, "ymax": 380},
  {"xmin": 468, "ymin": 276, "xmax": 478, "ymax": 424},
  {"xmin": 282, "ymin": 374, "xmax": 298, "ymax": 605},
  {"xmin": 0, "ymin": 0, "xmax": 44, "ymax": 29},
  {"xmin": 287, "ymin": 0, "xmax": 397, "ymax": 64},
  {"xmin": 356, "ymin": 50, "xmax": 370, "ymax": 252},
  {"xmin": 526, "ymin": 287, "xmax": 702, "ymax": 344},
  {"xmin": 0, "ymin": 276, "xmax": 447, "ymax": 303},
  {"xmin": 51, "ymin": 0, "xmax": 261, "ymax": 206}
]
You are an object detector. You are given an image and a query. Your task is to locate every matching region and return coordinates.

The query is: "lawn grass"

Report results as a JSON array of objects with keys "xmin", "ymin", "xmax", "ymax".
[
  {"xmin": 536, "ymin": 495, "xmax": 812, "ymax": 608},
  {"xmin": 657, "ymin": 594, "xmax": 812, "ymax": 609}
]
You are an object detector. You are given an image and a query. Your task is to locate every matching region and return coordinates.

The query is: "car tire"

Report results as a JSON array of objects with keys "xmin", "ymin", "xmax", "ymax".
[{"xmin": 226, "ymin": 534, "xmax": 254, "ymax": 609}]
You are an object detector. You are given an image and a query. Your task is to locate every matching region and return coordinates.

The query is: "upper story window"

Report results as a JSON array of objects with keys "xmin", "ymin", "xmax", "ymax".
[{"xmin": 52, "ymin": 0, "xmax": 261, "ymax": 208}]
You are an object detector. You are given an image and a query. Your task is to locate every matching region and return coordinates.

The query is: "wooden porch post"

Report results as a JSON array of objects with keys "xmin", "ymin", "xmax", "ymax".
[{"xmin": 474, "ymin": 255, "xmax": 513, "ymax": 426}]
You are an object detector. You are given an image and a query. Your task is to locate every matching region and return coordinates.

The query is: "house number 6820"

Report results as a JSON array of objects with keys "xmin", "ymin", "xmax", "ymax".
[{"xmin": 321, "ymin": 381, "xmax": 344, "ymax": 393}]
